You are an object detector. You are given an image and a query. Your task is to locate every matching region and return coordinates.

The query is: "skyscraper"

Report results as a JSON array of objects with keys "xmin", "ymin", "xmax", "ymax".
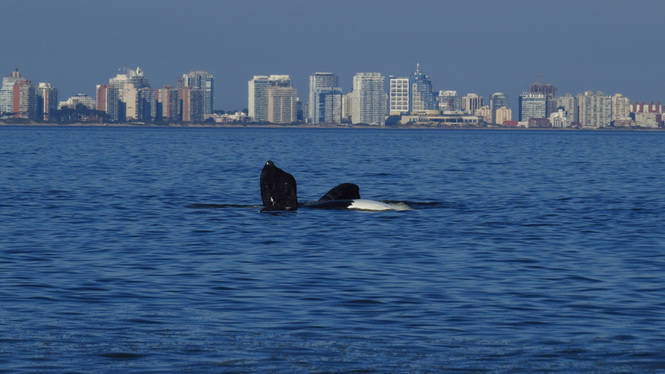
[
  {"xmin": 612, "ymin": 93, "xmax": 630, "ymax": 121},
  {"xmin": 312, "ymin": 88, "xmax": 342, "ymax": 124},
  {"xmin": 462, "ymin": 93, "xmax": 484, "ymax": 115},
  {"xmin": 248, "ymin": 75, "xmax": 293, "ymax": 122},
  {"xmin": 0, "ymin": 69, "xmax": 36, "ymax": 119},
  {"xmin": 389, "ymin": 77, "xmax": 410, "ymax": 114},
  {"xmin": 519, "ymin": 93, "xmax": 547, "ymax": 121},
  {"xmin": 180, "ymin": 87, "xmax": 204, "ymax": 122},
  {"xmin": 529, "ymin": 80, "xmax": 557, "ymax": 117},
  {"xmin": 352, "ymin": 72, "xmax": 386, "ymax": 126},
  {"xmin": 578, "ymin": 91, "xmax": 612, "ymax": 128},
  {"xmin": 107, "ymin": 67, "xmax": 151, "ymax": 122},
  {"xmin": 437, "ymin": 90, "xmax": 461, "ymax": 112},
  {"xmin": 308, "ymin": 72, "xmax": 339, "ymax": 122},
  {"xmin": 495, "ymin": 106, "xmax": 512, "ymax": 125},
  {"xmin": 411, "ymin": 64, "xmax": 434, "ymax": 112},
  {"xmin": 267, "ymin": 86, "xmax": 297, "ymax": 123},
  {"xmin": 96, "ymin": 84, "xmax": 120, "ymax": 122},
  {"xmin": 156, "ymin": 86, "xmax": 179, "ymax": 121},
  {"xmin": 489, "ymin": 92, "xmax": 509, "ymax": 124},
  {"xmin": 555, "ymin": 94, "xmax": 578, "ymax": 124},
  {"xmin": 36, "ymin": 82, "xmax": 57, "ymax": 121},
  {"xmin": 309, "ymin": 73, "xmax": 342, "ymax": 124},
  {"xmin": 178, "ymin": 70, "xmax": 214, "ymax": 116}
]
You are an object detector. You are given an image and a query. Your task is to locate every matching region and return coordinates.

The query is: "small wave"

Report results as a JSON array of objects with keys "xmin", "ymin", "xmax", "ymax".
[{"xmin": 186, "ymin": 203, "xmax": 261, "ymax": 209}]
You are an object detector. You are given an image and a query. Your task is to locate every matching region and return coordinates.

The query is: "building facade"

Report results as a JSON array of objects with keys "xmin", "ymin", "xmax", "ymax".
[
  {"xmin": 489, "ymin": 92, "xmax": 509, "ymax": 124},
  {"xmin": 351, "ymin": 72, "xmax": 386, "ymax": 126},
  {"xmin": 308, "ymin": 72, "xmax": 339, "ymax": 122},
  {"xmin": 36, "ymin": 82, "xmax": 58, "ymax": 121},
  {"xmin": 462, "ymin": 93, "xmax": 484, "ymax": 115},
  {"xmin": 437, "ymin": 90, "xmax": 461, "ymax": 112},
  {"xmin": 0, "ymin": 69, "xmax": 36, "ymax": 119},
  {"xmin": 389, "ymin": 77, "xmax": 410, "ymax": 114},
  {"xmin": 411, "ymin": 64, "xmax": 434, "ymax": 112},
  {"xmin": 519, "ymin": 93, "xmax": 547, "ymax": 121},
  {"xmin": 495, "ymin": 106, "xmax": 512, "ymax": 125},
  {"xmin": 266, "ymin": 86, "xmax": 297, "ymax": 123},
  {"xmin": 248, "ymin": 75, "xmax": 293, "ymax": 122},
  {"xmin": 178, "ymin": 70, "xmax": 214, "ymax": 116},
  {"xmin": 578, "ymin": 91, "xmax": 612, "ymax": 128}
]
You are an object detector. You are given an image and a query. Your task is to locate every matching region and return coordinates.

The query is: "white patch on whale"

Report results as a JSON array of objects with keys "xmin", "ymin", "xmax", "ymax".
[{"xmin": 347, "ymin": 199, "xmax": 411, "ymax": 211}]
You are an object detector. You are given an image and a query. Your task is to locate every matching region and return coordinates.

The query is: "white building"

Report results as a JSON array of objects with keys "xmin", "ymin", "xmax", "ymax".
[
  {"xmin": 612, "ymin": 93, "xmax": 631, "ymax": 121},
  {"xmin": 351, "ymin": 72, "xmax": 386, "ymax": 126},
  {"xmin": 556, "ymin": 94, "xmax": 578, "ymax": 124},
  {"xmin": 58, "ymin": 93, "xmax": 96, "ymax": 110},
  {"xmin": 578, "ymin": 91, "xmax": 612, "ymax": 128},
  {"xmin": 266, "ymin": 86, "xmax": 297, "ymax": 123},
  {"xmin": 462, "ymin": 93, "xmax": 484, "ymax": 114},
  {"xmin": 495, "ymin": 106, "xmax": 512, "ymax": 125},
  {"xmin": 248, "ymin": 75, "xmax": 293, "ymax": 122},
  {"xmin": 389, "ymin": 77, "xmax": 409, "ymax": 115}
]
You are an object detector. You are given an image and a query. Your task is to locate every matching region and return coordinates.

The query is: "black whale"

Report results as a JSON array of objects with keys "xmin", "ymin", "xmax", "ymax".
[{"xmin": 260, "ymin": 160, "xmax": 361, "ymax": 211}]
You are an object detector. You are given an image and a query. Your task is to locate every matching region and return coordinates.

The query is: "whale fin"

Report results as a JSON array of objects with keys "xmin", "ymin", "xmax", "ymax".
[
  {"xmin": 260, "ymin": 160, "xmax": 298, "ymax": 210},
  {"xmin": 318, "ymin": 183, "xmax": 360, "ymax": 202}
]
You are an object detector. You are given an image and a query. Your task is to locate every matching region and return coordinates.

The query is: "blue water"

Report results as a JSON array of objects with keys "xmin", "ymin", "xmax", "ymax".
[{"xmin": 1, "ymin": 127, "xmax": 665, "ymax": 373}]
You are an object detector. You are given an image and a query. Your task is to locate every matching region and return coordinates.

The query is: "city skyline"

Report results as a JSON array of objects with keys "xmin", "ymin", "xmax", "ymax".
[{"xmin": 1, "ymin": 0, "xmax": 663, "ymax": 110}]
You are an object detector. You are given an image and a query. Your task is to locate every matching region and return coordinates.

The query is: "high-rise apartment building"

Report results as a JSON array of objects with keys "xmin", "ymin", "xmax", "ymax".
[
  {"xmin": 389, "ymin": 77, "xmax": 410, "ymax": 114},
  {"xmin": 351, "ymin": 72, "xmax": 386, "ymax": 126},
  {"xmin": 495, "ymin": 106, "xmax": 512, "ymax": 125},
  {"xmin": 462, "ymin": 93, "xmax": 484, "ymax": 115},
  {"xmin": 437, "ymin": 90, "xmax": 461, "ymax": 112},
  {"xmin": 96, "ymin": 84, "xmax": 120, "ymax": 122},
  {"xmin": 0, "ymin": 69, "xmax": 36, "ymax": 119},
  {"xmin": 106, "ymin": 67, "xmax": 151, "ymax": 122},
  {"xmin": 248, "ymin": 75, "xmax": 293, "ymax": 122},
  {"xmin": 519, "ymin": 93, "xmax": 547, "ymax": 121},
  {"xmin": 178, "ymin": 70, "xmax": 214, "ymax": 116},
  {"xmin": 529, "ymin": 80, "xmax": 557, "ymax": 117},
  {"xmin": 156, "ymin": 86, "xmax": 179, "ymax": 121},
  {"xmin": 388, "ymin": 78, "xmax": 411, "ymax": 115},
  {"xmin": 180, "ymin": 87, "xmax": 204, "ymax": 122},
  {"xmin": 36, "ymin": 82, "xmax": 57, "ymax": 121},
  {"xmin": 308, "ymin": 72, "xmax": 339, "ymax": 122},
  {"xmin": 555, "ymin": 94, "xmax": 578, "ymax": 124},
  {"xmin": 411, "ymin": 64, "xmax": 434, "ymax": 112},
  {"xmin": 476, "ymin": 106, "xmax": 492, "ymax": 123},
  {"xmin": 612, "ymin": 93, "xmax": 630, "ymax": 121},
  {"xmin": 489, "ymin": 92, "xmax": 509, "ymax": 124},
  {"xmin": 578, "ymin": 91, "xmax": 612, "ymax": 128},
  {"xmin": 267, "ymin": 86, "xmax": 297, "ymax": 123},
  {"xmin": 312, "ymin": 88, "xmax": 342, "ymax": 124}
]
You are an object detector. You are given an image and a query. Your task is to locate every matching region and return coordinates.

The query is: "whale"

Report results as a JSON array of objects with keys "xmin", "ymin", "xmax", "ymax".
[{"xmin": 260, "ymin": 160, "xmax": 410, "ymax": 211}]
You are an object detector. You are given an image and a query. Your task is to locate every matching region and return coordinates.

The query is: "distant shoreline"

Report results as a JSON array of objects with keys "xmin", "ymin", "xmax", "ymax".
[{"xmin": 0, "ymin": 122, "xmax": 663, "ymax": 131}]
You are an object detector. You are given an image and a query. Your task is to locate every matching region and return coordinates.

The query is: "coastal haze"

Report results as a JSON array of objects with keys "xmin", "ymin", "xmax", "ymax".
[{"xmin": 1, "ymin": 0, "xmax": 664, "ymax": 111}]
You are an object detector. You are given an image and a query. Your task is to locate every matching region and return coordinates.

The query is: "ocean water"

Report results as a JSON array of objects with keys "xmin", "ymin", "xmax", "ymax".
[{"xmin": 1, "ymin": 126, "xmax": 665, "ymax": 373}]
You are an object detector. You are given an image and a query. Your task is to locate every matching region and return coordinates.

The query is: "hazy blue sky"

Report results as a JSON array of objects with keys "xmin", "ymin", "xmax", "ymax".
[{"xmin": 2, "ymin": 0, "xmax": 663, "ymax": 110}]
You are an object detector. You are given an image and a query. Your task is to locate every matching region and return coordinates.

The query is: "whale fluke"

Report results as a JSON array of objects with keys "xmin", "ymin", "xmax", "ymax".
[
  {"xmin": 318, "ymin": 183, "xmax": 360, "ymax": 202},
  {"xmin": 260, "ymin": 160, "xmax": 298, "ymax": 210}
]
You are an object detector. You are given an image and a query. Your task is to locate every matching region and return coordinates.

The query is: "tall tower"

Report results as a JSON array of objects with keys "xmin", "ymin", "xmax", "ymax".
[
  {"xmin": 36, "ymin": 82, "xmax": 58, "ymax": 121},
  {"xmin": 519, "ymin": 93, "xmax": 547, "ymax": 121},
  {"xmin": 411, "ymin": 63, "xmax": 434, "ymax": 112},
  {"xmin": 352, "ymin": 72, "xmax": 386, "ymax": 126},
  {"xmin": 308, "ymin": 72, "xmax": 339, "ymax": 122},
  {"xmin": 489, "ymin": 92, "xmax": 509, "ymax": 124},
  {"xmin": 178, "ymin": 70, "xmax": 214, "ymax": 116},
  {"xmin": 248, "ymin": 75, "xmax": 295, "ymax": 122},
  {"xmin": 389, "ymin": 77, "xmax": 410, "ymax": 114},
  {"xmin": 528, "ymin": 79, "xmax": 557, "ymax": 117}
]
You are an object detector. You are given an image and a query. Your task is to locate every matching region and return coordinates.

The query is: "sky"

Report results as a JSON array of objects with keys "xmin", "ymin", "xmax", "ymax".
[{"xmin": 1, "ymin": 0, "xmax": 663, "ymax": 111}]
